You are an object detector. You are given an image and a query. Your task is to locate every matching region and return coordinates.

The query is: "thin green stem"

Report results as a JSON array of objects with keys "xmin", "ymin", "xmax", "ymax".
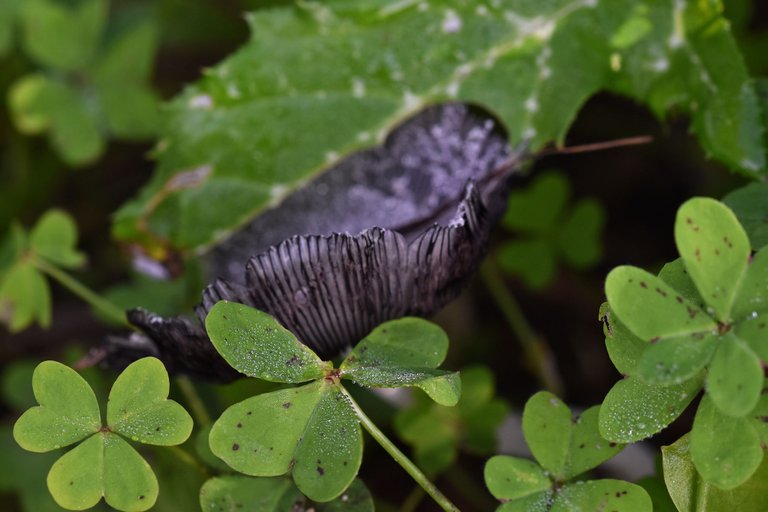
[
  {"xmin": 33, "ymin": 257, "xmax": 131, "ymax": 329},
  {"xmin": 176, "ymin": 376, "xmax": 211, "ymax": 427},
  {"xmin": 166, "ymin": 445, "xmax": 209, "ymax": 477},
  {"xmin": 400, "ymin": 486, "xmax": 426, "ymax": 512},
  {"xmin": 341, "ymin": 386, "xmax": 461, "ymax": 512},
  {"xmin": 479, "ymin": 260, "xmax": 563, "ymax": 395}
]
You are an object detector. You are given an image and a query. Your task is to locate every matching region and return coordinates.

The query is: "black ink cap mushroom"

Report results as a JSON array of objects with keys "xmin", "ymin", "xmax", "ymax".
[{"xmin": 101, "ymin": 103, "xmax": 526, "ymax": 381}]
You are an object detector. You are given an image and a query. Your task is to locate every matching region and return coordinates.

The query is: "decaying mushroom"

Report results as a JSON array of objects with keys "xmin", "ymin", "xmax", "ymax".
[{"xmin": 102, "ymin": 103, "xmax": 527, "ymax": 380}]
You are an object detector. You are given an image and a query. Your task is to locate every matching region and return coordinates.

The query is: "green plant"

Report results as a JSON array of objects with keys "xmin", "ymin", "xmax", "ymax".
[
  {"xmin": 485, "ymin": 391, "xmax": 651, "ymax": 511},
  {"xmin": 3, "ymin": 1, "xmax": 768, "ymax": 511},
  {"xmin": 600, "ymin": 198, "xmax": 768, "ymax": 489},
  {"xmin": 13, "ymin": 358, "xmax": 193, "ymax": 510}
]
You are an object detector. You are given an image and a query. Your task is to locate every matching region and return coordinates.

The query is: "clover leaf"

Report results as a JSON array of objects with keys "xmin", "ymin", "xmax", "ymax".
[
  {"xmin": 499, "ymin": 171, "xmax": 605, "ymax": 289},
  {"xmin": 13, "ymin": 357, "xmax": 193, "ymax": 511},
  {"xmin": 394, "ymin": 365, "xmax": 509, "ymax": 475},
  {"xmin": 600, "ymin": 197, "xmax": 768, "ymax": 488},
  {"xmin": 199, "ymin": 475, "xmax": 374, "ymax": 512},
  {"xmin": 8, "ymin": 0, "xmax": 159, "ymax": 166},
  {"xmin": 0, "ymin": 209, "xmax": 86, "ymax": 332},
  {"xmin": 205, "ymin": 301, "xmax": 460, "ymax": 502},
  {"xmin": 663, "ymin": 433, "xmax": 768, "ymax": 511},
  {"xmin": 723, "ymin": 181, "xmax": 768, "ymax": 250},
  {"xmin": 484, "ymin": 391, "xmax": 651, "ymax": 511}
]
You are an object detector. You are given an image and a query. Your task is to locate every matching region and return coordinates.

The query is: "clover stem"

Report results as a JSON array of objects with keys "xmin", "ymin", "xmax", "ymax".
[
  {"xmin": 479, "ymin": 261, "xmax": 563, "ymax": 395},
  {"xmin": 400, "ymin": 486, "xmax": 426, "ymax": 512},
  {"xmin": 33, "ymin": 257, "xmax": 132, "ymax": 329},
  {"xmin": 176, "ymin": 376, "xmax": 211, "ymax": 427},
  {"xmin": 166, "ymin": 445, "xmax": 209, "ymax": 477},
  {"xmin": 340, "ymin": 386, "xmax": 461, "ymax": 512}
]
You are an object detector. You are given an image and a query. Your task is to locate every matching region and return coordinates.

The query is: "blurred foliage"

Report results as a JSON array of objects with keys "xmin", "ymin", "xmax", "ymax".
[
  {"xmin": 5, "ymin": 0, "xmax": 160, "ymax": 166},
  {"xmin": 113, "ymin": 0, "xmax": 766, "ymax": 254},
  {"xmin": 0, "ymin": 0, "xmax": 768, "ymax": 511},
  {"xmin": 0, "ymin": 210, "xmax": 84, "ymax": 332},
  {"xmin": 498, "ymin": 171, "xmax": 605, "ymax": 289},
  {"xmin": 394, "ymin": 365, "xmax": 509, "ymax": 475}
]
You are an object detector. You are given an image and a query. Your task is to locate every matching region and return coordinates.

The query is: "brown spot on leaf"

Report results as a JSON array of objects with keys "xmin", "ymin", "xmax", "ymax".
[
  {"xmin": 283, "ymin": 402, "xmax": 292, "ymax": 409},
  {"xmin": 655, "ymin": 287, "xmax": 667, "ymax": 297},
  {"xmin": 639, "ymin": 281, "xmax": 648, "ymax": 289},
  {"xmin": 317, "ymin": 466, "xmax": 325, "ymax": 476},
  {"xmin": 232, "ymin": 443, "xmax": 240, "ymax": 451}
]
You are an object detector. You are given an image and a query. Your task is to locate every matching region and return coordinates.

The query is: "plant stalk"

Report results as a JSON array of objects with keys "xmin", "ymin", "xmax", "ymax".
[
  {"xmin": 176, "ymin": 376, "xmax": 212, "ymax": 427},
  {"xmin": 341, "ymin": 386, "xmax": 461, "ymax": 512},
  {"xmin": 166, "ymin": 445, "xmax": 209, "ymax": 477},
  {"xmin": 479, "ymin": 260, "xmax": 563, "ymax": 395},
  {"xmin": 33, "ymin": 257, "xmax": 131, "ymax": 329}
]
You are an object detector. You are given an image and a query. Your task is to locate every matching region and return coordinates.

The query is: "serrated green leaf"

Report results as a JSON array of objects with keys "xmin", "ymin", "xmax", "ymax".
[
  {"xmin": 664, "ymin": 434, "xmax": 768, "ymax": 511},
  {"xmin": 206, "ymin": 301, "xmax": 328, "ymax": 383},
  {"xmin": 599, "ymin": 375, "xmax": 702, "ymax": 443},
  {"xmin": 690, "ymin": 395, "xmax": 763, "ymax": 489},
  {"xmin": 106, "ymin": 357, "xmax": 193, "ymax": 446},
  {"xmin": 115, "ymin": 0, "xmax": 765, "ymax": 252},
  {"xmin": 732, "ymin": 246, "xmax": 768, "ymax": 321},
  {"xmin": 723, "ymin": 182, "xmax": 768, "ymax": 250},
  {"xmin": 484, "ymin": 455, "xmax": 550, "ymax": 501},
  {"xmin": 706, "ymin": 334, "xmax": 763, "ymax": 417},
  {"xmin": 30, "ymin": 210, "xmax": 85, "ymax": 268},
  {"xmin": 14, "ymin": 361, "xmax": 100, "ymax": 453},
  {"xmin": 503, "ymin": 172, "xmax": 570, "ymax": 233},
  {"xmin": 606, "ymin": 266, "xmax": 716, "ymax": 340},
  {"xmin": 632, "ymin": 334, "xmax": 717, "ymax": 385},
  {"xmin": 47, "ymin": 433, "xmax": 103, "ymax": 511},
  {"xmin": 549, "ymin": 479, "xmax": 652, "ymax": 511},
  {"xmin": 18, "ymin": 0, "xmax": 107, "ymax": 71},
  {"xmin": 498, "ymin": 239, "xmax": 557, "ymax": 289},
  {"xmin": 102, "ymin": 433, "xmax": 158, "ymax": 511},
  {"xmin": 199, "ymin": 475, "xmax": 302, "ymax": 512},
  {"xmin": 557, "ymin": 198, "xmax": 604, "ymax": 268},
  {"xmin": 0, "ymin": 261, "xmax": 51, "ymax": 332},
  {"xmin": 675, "ymin": 198, "xmax": 751, "ymax": 322},
  {"xmin": 292, "ymin": 385, "xmax": 362, "ymax": 502}
]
